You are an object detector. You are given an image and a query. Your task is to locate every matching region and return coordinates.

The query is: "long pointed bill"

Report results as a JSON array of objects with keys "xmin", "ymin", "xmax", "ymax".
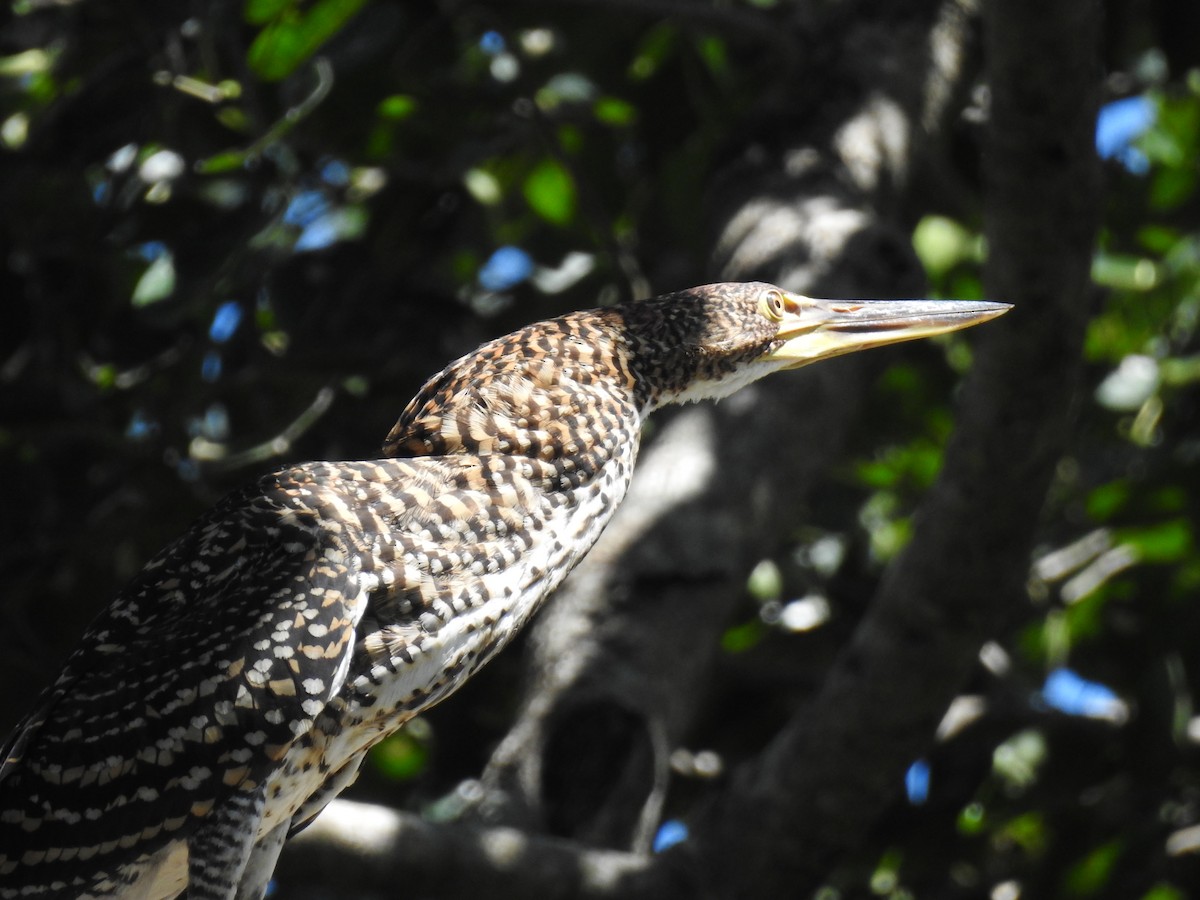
[{"xmin": 764, "ymin": 295, "xmax": 1012, "ymax": 370}]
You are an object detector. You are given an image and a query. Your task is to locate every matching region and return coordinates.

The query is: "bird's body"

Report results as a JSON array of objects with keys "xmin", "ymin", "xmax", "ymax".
[{"xmin": 0, "ymin": 284, "xmax": 1008, "ymax": 898}]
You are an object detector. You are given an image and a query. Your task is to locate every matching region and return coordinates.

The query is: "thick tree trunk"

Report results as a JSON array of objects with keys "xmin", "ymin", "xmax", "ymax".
[{"xmin": 464, "ymin": 0, "xmax": 949, "ymax": 849}]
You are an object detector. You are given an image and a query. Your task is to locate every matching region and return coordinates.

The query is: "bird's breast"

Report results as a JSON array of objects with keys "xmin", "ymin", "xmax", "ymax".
[{"xmin": 294, "ymin": 426, "xmax": 640, "ymax": 796}]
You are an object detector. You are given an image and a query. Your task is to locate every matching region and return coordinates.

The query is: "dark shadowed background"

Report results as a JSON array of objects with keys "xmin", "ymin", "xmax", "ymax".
[{"xmin": 2, "ymin": 1, "xmax": 1200, "ymax": 897}]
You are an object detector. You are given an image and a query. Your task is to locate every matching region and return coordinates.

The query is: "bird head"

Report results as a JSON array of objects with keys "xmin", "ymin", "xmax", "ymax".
[{"xmin": 622, "ymin": 282, "xmax": 1011, "ymax": 410}]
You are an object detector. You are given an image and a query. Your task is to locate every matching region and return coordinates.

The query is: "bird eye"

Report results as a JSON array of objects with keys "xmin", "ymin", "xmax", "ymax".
[{"xmin": 760, "ymin": 289, "xmax": 786, "ymax": 322}]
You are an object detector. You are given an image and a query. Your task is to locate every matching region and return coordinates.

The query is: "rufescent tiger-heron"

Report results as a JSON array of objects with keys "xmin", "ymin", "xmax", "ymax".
[{"xmin": 0, "ymin": 282, "xmax": 1009, "ymax": 899}]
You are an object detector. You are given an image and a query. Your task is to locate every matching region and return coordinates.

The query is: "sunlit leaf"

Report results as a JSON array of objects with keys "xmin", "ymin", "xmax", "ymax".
[
  {"xmin": 0, "ymin": 48, "xmax": 54, "ymax": 77},
  {"xmin": 536, "ymin": 72, "xmax": 597, "ymax": 112},
  {"xmin": 594, "ymin": 96, "xmax": 637, "ymax": 126},
  {"xmin": 369, "ymin": 728, "xmax": 429, "ymax": 781},
  {"xmin": 91, "ymin": 363, "xmax": 117, "ymax": 390},
  {"xmin": 956, "ymin": 802, "xmax": 985, "ymax": 836},
  {"xmin": 1137, "ymin": 224, "xmax": 1180, "ymax": 254},
  {"xmin": 992, "ymin": 729, "xmax": 1046, "ymax": 791},
  {"xmin": 1094, "ymin": 354, "xmax": 1159, "ymax": 411},
  {"xmin": 1086, "ymin": 480, "xmax": 1130, "ymax": 522},
  {"xmin": 913, "ymin": 215, "xmax": 980, "ymax": 280},
  {"xmin": 247, "ymin": 0, "xmax": 369, "ymax": 82},
  {"xmin": 857, "ymin": 460, "xmax": 899, "ymax": 489},
  {"xmin": 523, "ymin": 159, "xmax": 575, "ymax": 225},
  {"xmin": 1116, "ymin": 518, "xmax": 1193, "ymax": 564},
  {"xmin": 948, "ymin": 272, "xmax": 984, "ymax": 300},
  {"xmin": 378, "ymin": 94, "xmax": 417, "ymax": 120},
  {"xmin": 746, "ymin": 559, "xmax": 782, "ymax": 602},
  {"xmin": 869, "ymin": 516, "xmax": 911, "ymax": 562},
  {"xmin": 2, "ymin": 112, "xmax": 29, "ymax": 149},
  {"xmin": 1092, "ymin": 252, "xmax": 1159, "ymax": 290},
  {"xmin": 855, "ymin": 441, "xmax": 943, "ymax": 490},
  {"xmin": 463, "ymin": 168, "xmax": 502, "ymax": 206},
  {"xmin": 245, "ymin": 0, "xmax": 291, "ymax": 25},
  {"xmin": 195, "ymin": 151, "xmax": 247, "ymax": 174},
  {"xmin": 131, "ymin": 253, "xmax": 176, "ymax": 306}
]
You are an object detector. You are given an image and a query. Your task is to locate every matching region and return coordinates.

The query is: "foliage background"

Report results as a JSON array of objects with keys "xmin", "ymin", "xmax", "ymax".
[{"xmin": 1, "ymin": 1, "xmax": 1199, "ymax": 897}]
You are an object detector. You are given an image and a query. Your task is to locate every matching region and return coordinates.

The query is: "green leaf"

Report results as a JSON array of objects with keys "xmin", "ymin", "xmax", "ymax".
[
  {"xmin": 948, "ymin": 272, "xmax": 984, "ymax": 300},
  {"xmin": 463, "ymin": 168, "xmax": 502, "ymax": 206},
  {"xmin": 195, "ymin": 150, "xmax": 247, "ymax": 174},
  {"xmin": 594, "ymin": 96, "xmax": 636, "ymax": 126},
  {"xmin": 870, "ymin": 516, "xmax": 912, "ymax": 562},
  {"xmin": 856, "ymin": 460, "xmax": 899, "ymax": 489},
  {"xmin": 992, "ymin": 729, "xmax": 1046, "ymax": 791},
  {"xmin": 244, "ymin": 0, "xmax": 292, "ymax": 25},
  {"xmin": 1000, "ymin": 812, "xmax": 1048, "ymax": 856},
  {"xmin": 695, "ymin": 35, "xmax": 728, "ymax": 77},
  {"xmin": 1141, "ymin": 885, "xmax": 1186, "ymax": 900},
  {"xmin": 92, "ymin": 363, "xmax": 117, "ymax": 390},
  {"xmin": 913, "ymin": 215, "xmax": 980, "ymax": 280},
  {"xmin": 523, "ymin": 159, "xmax": 575, "ymax": 225},
  {"xmin": 1092, "ymin": 252, "xmax": 1159, "ymax": 290},
  {"xmin": 1063, "ymin": 840, "xmax": 1123, "ymax": 896},
  {"xmin": 721, "ymin": 619, "xmax": 764, "ymax": 654},
  {"xmin": 377, "ymin": 94, "xmax": 417, "ymax": 120},
  {"xmin": 1137, "ymin": 224, "xmax": 1180, "ymax": 254},
  {"xmin": 1161, "ymin": 355, "xmax": 1200, "ymax": 385},
  {"xmin": 131, "ymin": 253, "xmax": 176, "ymax": 306},
  {"xmin": 956, "ymin": 802, "xmax": 985, "ymax": 835},
  {"xmin": 855, "ymin": 440, "xmax": 944, "ymax": 491},
  {"xmin": 1086, "ymin": 480, "xmax": 1130, "ymax": 521},
  {"xmin": 0, "ymin": 48, "xmax": 54, "ymax": 78},
  {"xmin": 1117, "ymin": 518, "xmax": 1193, "ymax": 563},
  {"xmin": 1150, "ymin": 167, "xmax": 1197, "ymax": 210},
  {"xmin": 746, "ymin": 559, "xmax": 782, "ymax": 602},
  {"xmin": 247, "ymin": 0, "xmax": 369, "ymax": 82},
  {"xmin": 369, "ymin": 728, "xmax": 429, "ymax": 781},
  {"xmin": 215, "ymin": 106, "xmax": 251, "ymax": 133},
  {"xmin": 629, "ymin": 23, "xmax": 676, "ymax": 81}
]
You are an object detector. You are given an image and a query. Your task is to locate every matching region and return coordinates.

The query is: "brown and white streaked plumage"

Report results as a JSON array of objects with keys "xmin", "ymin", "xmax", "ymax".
[{"xmin": 0, "ymin": 283, "xmax": 1009, "ymax": 899}]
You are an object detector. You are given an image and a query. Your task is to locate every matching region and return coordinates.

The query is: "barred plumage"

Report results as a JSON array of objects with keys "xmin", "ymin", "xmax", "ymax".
[{"xmin": 0, "ymin": 283, "xmax": 1008, "ymax": 898}]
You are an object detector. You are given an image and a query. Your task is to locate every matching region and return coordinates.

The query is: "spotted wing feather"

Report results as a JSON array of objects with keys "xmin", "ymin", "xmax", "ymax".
[{"xmin": 0, "ymin": 465, "xmax": 365, "ymax": 898}]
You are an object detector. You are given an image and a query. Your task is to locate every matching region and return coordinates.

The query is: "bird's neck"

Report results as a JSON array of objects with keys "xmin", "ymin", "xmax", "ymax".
[{"xmin": 382, "ymin": 310, "xmax": 644, "ymax": 470}]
